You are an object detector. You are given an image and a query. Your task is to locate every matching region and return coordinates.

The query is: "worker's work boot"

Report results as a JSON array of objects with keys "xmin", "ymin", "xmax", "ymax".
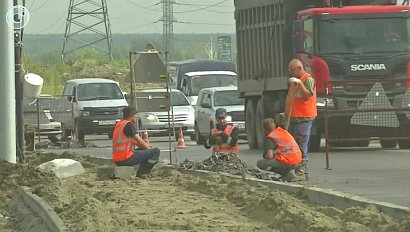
[
  {"xmin": 136, "ymin": 161, "xmax": 157, "ymax": 178},
  {"xmin": 296, "ymin": 160, "xmax": 309, "ymax": 180},
  {"xmin": 280, "ymin": 170, "xmax": 296, "ymax": 182}
]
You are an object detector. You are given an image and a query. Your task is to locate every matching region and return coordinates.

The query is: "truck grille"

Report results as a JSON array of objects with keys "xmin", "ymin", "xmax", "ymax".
[
  {"xmin": 157, "ymin": 114, "xmax": 189, "ymax": 122},
  {"xmin": 229, "ymin": 111, "xmax": 245, "ymax": 121}
]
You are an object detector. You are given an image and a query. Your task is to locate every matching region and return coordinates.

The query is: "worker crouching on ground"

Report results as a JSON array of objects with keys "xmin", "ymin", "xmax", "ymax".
[
  {"xmin": 112, "ymin": 106, "xmax": 160, "ymax": 178},
  {"xmin": 204, "ymin": 108, "xmax": 239, "ymax": 158},
  {"xmin": 287, "ymin": 59, "xmax": 317, "ymax": 177},
  {"xmin": 256, "ymin": 118, "xmax": 303, "ymax": 182}
]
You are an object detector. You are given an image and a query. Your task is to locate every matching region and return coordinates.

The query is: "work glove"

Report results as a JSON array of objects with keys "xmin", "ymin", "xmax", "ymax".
[
  {"xmin": 288, "ymin": 77, "xmax": 301, "ymax": 84},
  {"xmin": 221, "ymin": 133, "xmax": 228, "ymax": 142}
]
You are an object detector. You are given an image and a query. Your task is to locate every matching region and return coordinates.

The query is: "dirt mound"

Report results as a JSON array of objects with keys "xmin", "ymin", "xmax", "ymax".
[
  {"xmin": 1, "ymin": 152, "xmax": 410, "ymax": 232},
  {"xmin": 180, "ymin": 155, "xmax": 280, "ymax": 180}
]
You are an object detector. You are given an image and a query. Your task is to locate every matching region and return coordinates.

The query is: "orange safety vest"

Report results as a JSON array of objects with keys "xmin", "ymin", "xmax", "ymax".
[
  {"xmin": 266, "ymin": 127, "xmax": 302, "ymax": 165},
  {"xmin": 112, "ymin": 120, "xmax": 134, "ymax": 163},
  {"xmin": 211, "ymin": 125, "xmax": 239, "ymax": 152},
  {"xmin": 290, "ymin": 73, "xmax": 317, "ymax": 118}
]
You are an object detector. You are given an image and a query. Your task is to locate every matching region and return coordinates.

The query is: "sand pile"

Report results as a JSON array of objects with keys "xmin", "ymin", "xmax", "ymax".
[{"xmin": 1, "ymin": 152, "xmax": 410, "ymax": 232}]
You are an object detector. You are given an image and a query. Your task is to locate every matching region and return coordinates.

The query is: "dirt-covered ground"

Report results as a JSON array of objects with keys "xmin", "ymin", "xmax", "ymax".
[{"xmin": 1, "ymin": 152, "xmax": 410, "ymax": 232}]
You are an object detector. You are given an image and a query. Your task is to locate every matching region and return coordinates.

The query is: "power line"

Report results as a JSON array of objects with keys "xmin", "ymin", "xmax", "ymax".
[
  {"xmin": 173, "ymin": 0, "xmax": 228, "ymax": 13},
  {"xmin": 177, "ymin": 21, "xmax": 232, "ymax": 26},
  {"xmin": 123, "ymin": 0, "xmax": 162, "ymax": 12},
  {"xmin": 31, "ymin": 0, "xmax": 49, "ymax": 12},
  {"xmin": 175, "ymin": 1, "xmax": 231, "ymax": 8}
]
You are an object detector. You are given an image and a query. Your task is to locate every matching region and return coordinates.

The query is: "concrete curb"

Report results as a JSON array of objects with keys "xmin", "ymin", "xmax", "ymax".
[
  {"xmin": 16, "ymin": 186, "xmax": 66, "ymax": 232},
  {"xmin": 175, "ymin": 168, "xmax": 410, "ymax": 219}
]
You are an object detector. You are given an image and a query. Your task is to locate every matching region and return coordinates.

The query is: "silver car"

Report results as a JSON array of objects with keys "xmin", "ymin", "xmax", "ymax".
[
  {"xmin": 195, "ymin": 86, "xmax": 245, "ymax": 144},
  {"xmin": 137, "ymin": 89, "xmax": 195, "ymax": 140}
]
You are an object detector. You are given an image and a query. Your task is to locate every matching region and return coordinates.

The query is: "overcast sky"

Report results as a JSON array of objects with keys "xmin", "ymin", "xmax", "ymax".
[{"xmin": 23, "ymin": 0, "xmax": 235, "ymax": 34}]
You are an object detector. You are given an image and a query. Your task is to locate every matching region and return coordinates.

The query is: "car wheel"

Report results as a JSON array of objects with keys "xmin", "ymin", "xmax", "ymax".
[
  {"xmin": 108, "ymin": 131, "xmax": 114, "ymax": 140},
  {"xmin": 75, "ymin": 121, "xmax": 85, "ymax": 142},
  {"xmin": 195, "ymin": 124, "xmax": 204, "ymax": 145}
]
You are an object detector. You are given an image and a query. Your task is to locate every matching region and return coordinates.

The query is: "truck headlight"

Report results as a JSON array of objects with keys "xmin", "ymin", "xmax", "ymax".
[
  {"xmin": 144, "ymin": 113, "xmax": 157, "ymax": 122},
  {"xmin": 226, "ymin": 115, "xmax": 232, "ymax": 122},
  {"xmin": 81, "ymin": 111, "xmax": 90, "ymax": 116}
]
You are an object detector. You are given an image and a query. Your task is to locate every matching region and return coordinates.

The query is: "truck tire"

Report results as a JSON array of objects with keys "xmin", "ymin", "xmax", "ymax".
[
  {"xmin": 246, "ymin": 100, "xmax": 257, "ymax": 149},
  {"xmin": 255, "ymin": 99, "xmax": 265, "ymax": 149},
  {"xmin": 308, "ymin": 134, "xmax": 321, "ymax": 152},
  {"xmin": 398, "ymin": 141, "xmax": 410, "ymax": 149},
  {"xmin": 380, "ymin": 140, "xmax": 397, "ymax": 149}
]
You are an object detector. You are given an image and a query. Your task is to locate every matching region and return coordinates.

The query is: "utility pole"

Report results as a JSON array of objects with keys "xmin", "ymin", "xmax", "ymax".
[
  {"xmin": 62, "ymin": 0, "xmax": 113, "ymax": 62},
  {"xmin": 0, "ymin": 1, "xmax": 17, "ymax": 163},
  {"xmin": 13, "ymin": 0, "xmax": 27, "ymax": 163},
  {"xmin": 160, "ymin": 0, "xmax": 176, "ymax": 60}
]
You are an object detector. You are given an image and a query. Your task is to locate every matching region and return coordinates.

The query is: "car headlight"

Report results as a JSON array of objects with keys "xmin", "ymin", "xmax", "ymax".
[
  {"xmin": 226, "ymin": 115, "xmax": 232, "ymax": 122},
  {"xmin": 81, "ymin": 111, "xmax": 90, "ymax": 116},
  {"xmin": 144, "ymin": 113, "xmax": 157, "ymax": 122}
]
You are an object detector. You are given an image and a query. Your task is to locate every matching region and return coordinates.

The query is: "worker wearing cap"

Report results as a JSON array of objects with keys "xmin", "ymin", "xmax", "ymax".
[
  {"xmin": 204, "ymin": 108, "xmax": 239, "ymax": 156},
  {"xmin": 257, "ymin": 118, "xmax": 303, "ymax": 182},
  {"xmin": 287, "ymin": 59, "xmax": 317, "ymax": 176},
  {"xmin": 112, "ymin": 106, "xmax": 160, "ymax": 177}
]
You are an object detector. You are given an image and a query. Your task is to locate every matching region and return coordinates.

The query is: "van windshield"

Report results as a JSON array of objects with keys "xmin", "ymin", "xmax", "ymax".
[
  {"xmin": 190, "ymin": 75, "xmax": 237, "ymax": 96},
  {"xmin": 214, "ymin": 90, "xmax": 244, "ymax": 106},
  {"xmin": 77, "ymin": 83, "xmax": 124, "ymax": 101}
]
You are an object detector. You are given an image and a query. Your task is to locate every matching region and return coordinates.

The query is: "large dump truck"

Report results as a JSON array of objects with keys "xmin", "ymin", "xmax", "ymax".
[{"xmin": 234, "ymin": 0, "xmax": 410, "ymax": 150}]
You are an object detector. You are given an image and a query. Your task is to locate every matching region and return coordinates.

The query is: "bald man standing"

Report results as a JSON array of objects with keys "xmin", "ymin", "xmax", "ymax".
[{"xmin": 287, "ymin": 59, "xmax": 317, "ymax": 178}]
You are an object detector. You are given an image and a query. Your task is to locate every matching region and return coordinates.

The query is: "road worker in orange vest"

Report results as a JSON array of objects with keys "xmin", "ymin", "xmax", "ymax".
[
  {"xmin": 257, "ymin": 118, "xmax": 303, "ymax": 182},
  {"xmin": 112, "ymin": 106, "xmax": 160, "ymax": 178},
  {"xmin": 204, "ymin": 108, "xmax": 239, "ymax": 157},
  {"xmin": 287, "ymin": 59, "xmax": 317, "ymax": 177}
]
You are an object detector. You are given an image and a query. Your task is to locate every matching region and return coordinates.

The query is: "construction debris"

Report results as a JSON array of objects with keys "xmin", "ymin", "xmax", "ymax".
[{"xmin": 180, "ymin": 154, "xmax": 281, "ymax": 181}]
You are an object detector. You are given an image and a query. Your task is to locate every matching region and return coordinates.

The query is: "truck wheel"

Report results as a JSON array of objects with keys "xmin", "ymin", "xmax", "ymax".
[
  {"xmin": 246, "ymin": 100, "xmax": 257, "ymax": 149},
  {"xmin": 195, "ymin": 124, "xmax": 204, "ymax": 145},
  {"xmin": 255, "ymin": 99, "xmax": 265, "ymax": 149},
  {"xmin": 398, "ymin": 141, "xmax": 410, "ymax": 149},
  {"xmin": 189, "ymin": 134, "xmax": 196, "ymax": 141},
  {"xmin": 380, "ymin": 140, "xmax": 397, "ymax": 149},
  {"xmin": 309, "ymin": 134, "xmax": 321, "ymax": 152}
]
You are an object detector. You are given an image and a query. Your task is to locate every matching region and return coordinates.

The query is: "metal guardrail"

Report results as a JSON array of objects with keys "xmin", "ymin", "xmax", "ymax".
[
  {"xmin": 23, "ymin": 95, "xmax": 73, "ymax": 151},
  {"xmin": 323, "ymin": 79, "xmax": 410, "ymax": 169}
]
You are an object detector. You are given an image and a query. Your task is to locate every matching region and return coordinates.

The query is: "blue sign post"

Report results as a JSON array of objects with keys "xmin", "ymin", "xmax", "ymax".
[{"xmin": 217, "ymin": 36, "xmax": 232, "ymax": 61}]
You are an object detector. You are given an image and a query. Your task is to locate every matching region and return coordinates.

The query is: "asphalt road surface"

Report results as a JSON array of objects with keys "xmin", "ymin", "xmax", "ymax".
[{"xmin": 42, "ymin": 135, "xmax": 410, "ymax": 207}]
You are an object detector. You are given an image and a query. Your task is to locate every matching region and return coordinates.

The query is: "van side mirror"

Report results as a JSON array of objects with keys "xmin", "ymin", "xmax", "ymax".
[
  {"xmin": 123, "ymin": 92, "xmax": 129, "ymax": 100},
  {"xmin": 201, "ymin": 102, "xmax": 211, "ymax": 108},
  {"xmin": 67, "ymin": 95, "xmax": 76, "ymax": 102}
]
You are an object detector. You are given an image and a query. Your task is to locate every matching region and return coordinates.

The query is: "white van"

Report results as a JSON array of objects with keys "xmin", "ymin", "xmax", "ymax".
[{"xmin": 62, "ymin": 78, "xmax": 128, "ymax": 141}]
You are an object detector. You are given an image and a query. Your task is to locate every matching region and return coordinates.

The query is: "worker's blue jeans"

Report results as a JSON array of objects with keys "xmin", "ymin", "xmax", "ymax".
[
  {"xmin": 289, "ymin": 120, "xmax": 313, "ymax": 161},
  {"xmin": 115, "ymin": 148, "xmax": 160, "ymax": 166}
]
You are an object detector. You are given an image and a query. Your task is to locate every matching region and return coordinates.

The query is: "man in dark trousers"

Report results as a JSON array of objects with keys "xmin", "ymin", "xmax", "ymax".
[
  {"xmin": 112, "ymin": 106, "xmax": 160, "ymax": 177},
  {"xmin": 204, "ymin": 108, "xmax": 239, "ymax": 157},
  {"xmin": 287, "ymin": 59, "xmax": 317, "ymax": 177},
  {"xmin": 257, "ymin": 118, "xmax": 303, "ymax": 182}
]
